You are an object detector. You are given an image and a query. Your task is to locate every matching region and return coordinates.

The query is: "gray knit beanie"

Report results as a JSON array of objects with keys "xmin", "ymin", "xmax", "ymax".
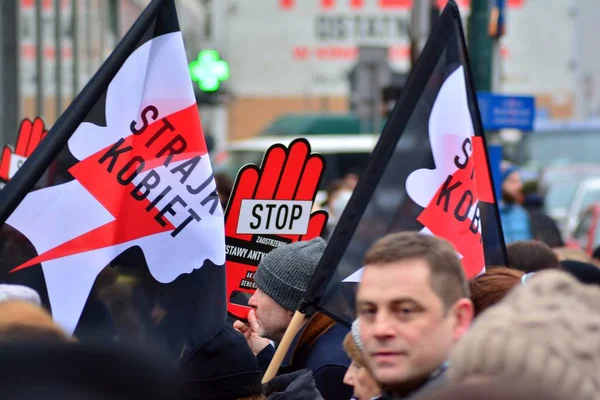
[
  {"xmin": 449, "ymin": 270, "xmax": 600, "ymax": 400},
  {"xmin": 253, "ymin": 238, "xmax": 326, "ymax": 312},
  {"xmin": 351, "ymin": 319, "xmax": 364, "ymax": 350},
  {"xmin": 0, "ymin": 284, "xmax": 41, "ymax": 306}
]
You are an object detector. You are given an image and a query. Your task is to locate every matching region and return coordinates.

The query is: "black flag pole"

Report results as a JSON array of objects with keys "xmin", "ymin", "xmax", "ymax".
[{"xmin": 0, "ymin": 0, "xmax": 168, "ymax": 225}]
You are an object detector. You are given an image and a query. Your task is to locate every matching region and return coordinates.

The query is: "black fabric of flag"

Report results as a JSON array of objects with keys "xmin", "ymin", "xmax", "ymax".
[
  {"xmin": 0, "ymin": 0, "xmax": 226, "ymax": 363},
  {"xmin": 304, "ymin": 1, "xmax": 507, "ymax": 327}
]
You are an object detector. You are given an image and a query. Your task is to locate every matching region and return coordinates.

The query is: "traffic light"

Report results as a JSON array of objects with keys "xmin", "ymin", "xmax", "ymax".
[{"xmin": 189, "ymin": 50, "xmax": 230, "ymax": 92}]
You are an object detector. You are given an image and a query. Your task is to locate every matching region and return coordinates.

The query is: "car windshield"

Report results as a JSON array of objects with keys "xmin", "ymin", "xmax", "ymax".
[
  {"xmin": 581, "ymin": 188, "xmax": 600, "ymax": 211},
  {"xmin": 545, "ymin": 179, "xmax": 581, "ymax": 211}
]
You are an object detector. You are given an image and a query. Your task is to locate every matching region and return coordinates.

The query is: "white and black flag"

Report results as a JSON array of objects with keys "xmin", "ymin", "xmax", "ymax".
[
  {"xmin": 303, "ymin": 0, "xmax": 507, "ymax": 326},
  {"xmin": 0, "ymin": 0, "xmax": 225, "ymax": 361}
]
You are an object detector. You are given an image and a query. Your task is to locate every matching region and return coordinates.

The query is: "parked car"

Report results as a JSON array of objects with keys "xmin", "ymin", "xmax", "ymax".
[
  {"xmin": 567, "ymin": 203, "xmax": 600, "ymax": 255},
  {"xmin": 564, "ymin": 178, "xmax": 600, "ymax": 237},
  {"xmin": 540, "ymin": 164, "xmax": 600, "ymax": 231}
]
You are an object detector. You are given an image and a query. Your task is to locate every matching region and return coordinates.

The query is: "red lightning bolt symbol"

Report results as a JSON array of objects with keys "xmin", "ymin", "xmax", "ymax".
[{"xmin": 12, "ymin": 104, "xmax": 207, "ymax": 273}]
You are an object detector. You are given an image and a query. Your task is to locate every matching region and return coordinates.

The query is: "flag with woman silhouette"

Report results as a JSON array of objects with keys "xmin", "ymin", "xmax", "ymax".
[
  {"xmin": 303, "ymin": 0, "xmax": 507, "ymax": 327},
  {"xmin": 0, "ymin": 0, "xmax": 225, "ymax": 361}
]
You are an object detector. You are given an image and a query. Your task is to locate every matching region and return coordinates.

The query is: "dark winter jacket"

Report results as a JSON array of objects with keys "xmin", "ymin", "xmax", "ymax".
[
  {"xmin": 381, "ymin": 363, "xmax": 448, "ymax": 400},
  {"xmin": 523, "ymin": 195, "xmax": 564, "ymax": 248},
  {"xmin": 264, "ymin": 369, "xmax": 324, "ymax": 400},
  {"xmin": 257, "ymin": 313, "xmax": 352, "ymax": 400},
  {"xmin": 527, "ymin": 208, "xmax": 564, "ymax": 248}
]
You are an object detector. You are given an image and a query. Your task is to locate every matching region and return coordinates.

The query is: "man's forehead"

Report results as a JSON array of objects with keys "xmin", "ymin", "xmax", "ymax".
[
  {"xmin": 357, "ymin": 260, "xmax": 435, "ymax": 299},
  {"xmin": 362, "ymin": 258, "xmax": 432, "ymax": 279}
]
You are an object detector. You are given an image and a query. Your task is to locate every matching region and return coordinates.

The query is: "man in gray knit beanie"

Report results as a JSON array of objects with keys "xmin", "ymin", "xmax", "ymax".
[
  {"xmin": 253, "ymin": 238, "xmax": 325, "ymax": 314},
  {"xmin": 233, "ymin": 237, "xmax": 352, "ymax": 400}
]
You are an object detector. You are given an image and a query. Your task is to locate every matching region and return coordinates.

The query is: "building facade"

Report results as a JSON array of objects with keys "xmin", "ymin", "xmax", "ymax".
[
  {"xmin": 205, "ymin": 0, "xmax": 585, "ymax": 140},
  {"xmin": 0, "ymin": 0, "xmax": 206, "ymax": 146}
]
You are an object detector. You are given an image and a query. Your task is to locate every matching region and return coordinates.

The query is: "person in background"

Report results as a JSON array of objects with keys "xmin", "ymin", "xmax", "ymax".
[
  {"xmin": 498, "ymin": 162, "xmax": 533, "ymax": 244},
  {"xmin": 0, "ymin": 300, "xmax": 74, "ymax": 344},
  {"xmin": 448, "ymin": 270, "xmax": 600, "ymax": 400},
  {"xmin": 418, "ymin": 376, "xmax": 562, "ymax": 400},
  {"xmin": 262, "ymin": 370, "xmax": 325, "ymax": 400},
  {"xmin": 553, "ymin": 247, "xmax": 594, "ymax": 264},
  {"xmin": 506, "ymin": 240, "xmax": 559, "ymax": 273},
  {"xmin": 233, "ymin": 238, "xmax": 351, "ymax": 400},
  {"xmin": 343, "ymin": 320, "xmax": 381, "ymax": 400},
  {"xmin": 0, "ymin": 283, "xmax": 41, "ymax": 305},
  {"xmin": 521, "ymin": 180, "xmax": 564, "ymax": 248},
  {"xmin": 179, "ymin": 324, "xmax": 264, "ymax": 400},
  {"xmin": 214, "ymin": 172, "xmax": 234, "ymax": 210},
  {"xmin": 510, "ymin": 259, "xmax": 600, "ymax": 288},
  {"xmin": 322, "ymin": 180, "xmax": 353, "ymax": 238},
  {"xmin": 381, "ymin": 85, "xmax": 403, "ymax": 119},
  {"xmin": 559, "ymin": 259, "xmax": 600, "ymax": 286},
  {"xmin": 0, "ymin": 341, "xmax": 177, "ymax": 399},
  {"xmin": 180, "ymin": 323, "xmax": 324, "ymax": 400},
  {"xmin": 342, "ymin": 173, "xmax": 359, "ymax": 191},
  {"xmin": 356, "ymin": 232, "xmax": 473, "ymax": 400},
  {"xmin": 468, "ymin": 267, "xmax": 523, "ymax": 317}
]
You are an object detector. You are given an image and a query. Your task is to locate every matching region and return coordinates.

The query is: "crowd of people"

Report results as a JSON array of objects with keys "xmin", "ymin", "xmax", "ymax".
[
  {"xmin": 2, "ymin": 230, "xmax": 600, "ymax": 399},
  {"xmin": 226, "ymin": 231, "xmax": 600, "ymax": 400},
  {"xmin": 1, "ymin": 160, "xmax": 599, "ymax": 399}
]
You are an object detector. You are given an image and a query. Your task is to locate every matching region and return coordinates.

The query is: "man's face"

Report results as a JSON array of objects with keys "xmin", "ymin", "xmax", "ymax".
[
  {"xmin": 248, "ymin": 288, "xmax": 292, "ymax": 342},
  {"xmin": 356, "ymin": 259, "xmax": 468, "ymax": 388},
  {"xmin": 501, "ymin": 171, "xmax": 523, "ymax": 203}
]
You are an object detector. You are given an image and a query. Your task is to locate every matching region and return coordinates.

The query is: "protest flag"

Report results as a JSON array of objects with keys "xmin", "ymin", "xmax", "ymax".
[
  {"xmin": 265, "ymin": 0, "xmax": 508, "ymax": 380},
  {"xmin": 300, "ymin": 0, "xmax": 508, "ymax": 328},
  {"xmin": 263, "ymin": 0, "xmax": 507, "ymax": 382},
  {"xmin": 0, "ymin": 0, "xmax": 226, "ymax": 361},
  {"xmin": 264, "ymin": 0, "xmax": 508, "ymax": 382}
]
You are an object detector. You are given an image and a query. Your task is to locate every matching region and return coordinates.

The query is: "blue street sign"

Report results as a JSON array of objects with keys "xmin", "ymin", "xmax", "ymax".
[{"xmin": 477, "ymin": 92, "xmax": 536, "ymax": 132}]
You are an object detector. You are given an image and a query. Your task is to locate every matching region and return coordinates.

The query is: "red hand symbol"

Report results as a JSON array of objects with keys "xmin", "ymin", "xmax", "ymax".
[
  {"xmin": 224, "ymin": 138, "xmax": 328, "ymax": 320},
  {"xmin": 0, "ymin": 117, "xmax": 47, "ymax": 183}
]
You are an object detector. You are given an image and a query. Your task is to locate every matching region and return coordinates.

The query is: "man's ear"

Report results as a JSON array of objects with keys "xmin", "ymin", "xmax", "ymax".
[{"xmin": 450, "ymin": 298, "xmax": 474, "ymax": 342}]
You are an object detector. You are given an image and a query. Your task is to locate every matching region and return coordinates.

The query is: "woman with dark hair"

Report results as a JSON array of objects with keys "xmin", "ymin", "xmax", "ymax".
[{"xmin": 506, "ymin": 240, "xmax": 559, "ymax": 273}]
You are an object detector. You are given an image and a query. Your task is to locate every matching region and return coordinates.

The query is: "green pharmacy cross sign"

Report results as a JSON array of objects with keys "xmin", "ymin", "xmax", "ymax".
[{"xmin": 189, "ymin": 50, "xmax": 230, "ymax": 92}]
